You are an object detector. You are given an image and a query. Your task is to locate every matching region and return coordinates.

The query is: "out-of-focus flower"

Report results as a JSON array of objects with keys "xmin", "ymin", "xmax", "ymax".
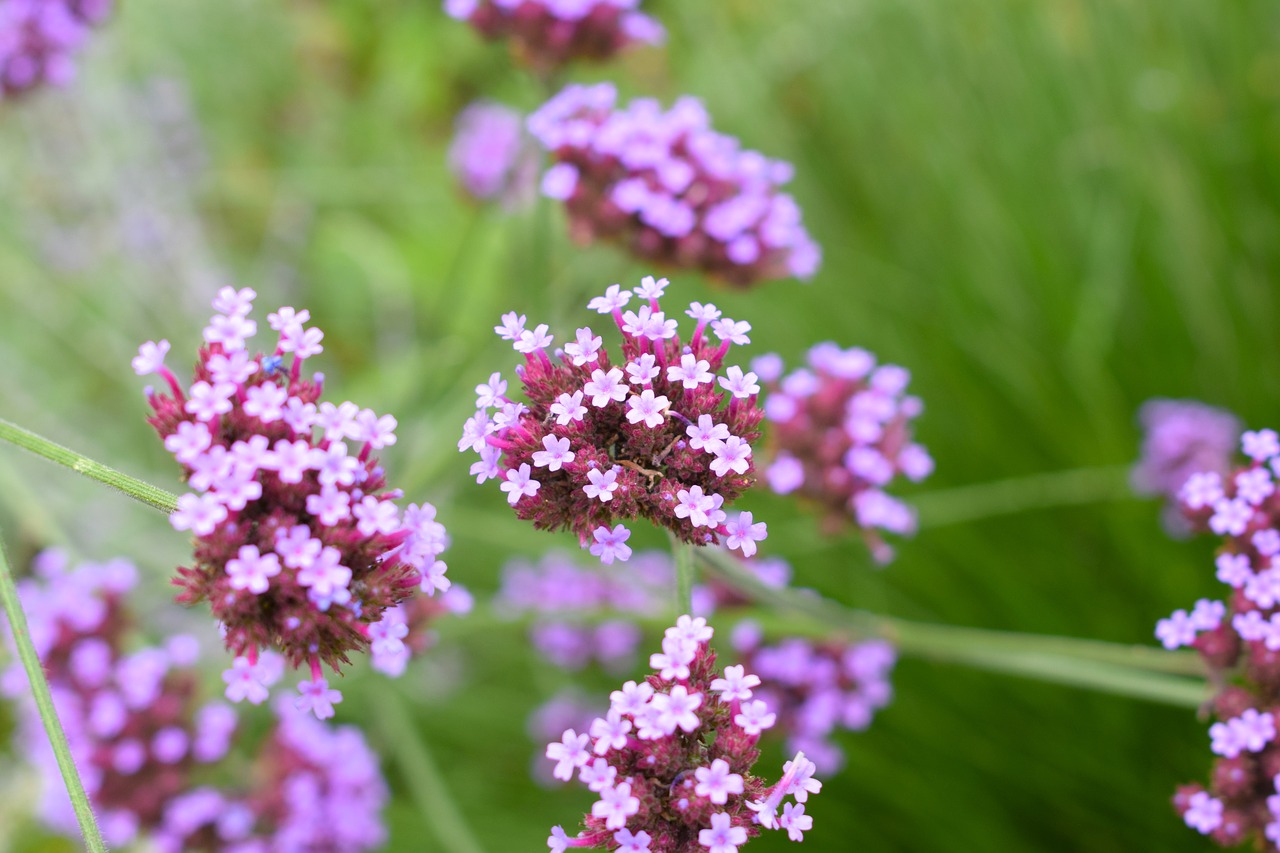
[
  {"xmin": 496, "ymin": 550, "xmax": 673, "ymax": 671},
  {"xmin": 135, "ymin": 286, "xmax": 451, "ymax": 715},
  {"xmin": 1133, "ymin": 398, "xmax": 1241, "ymax": 535},
  {"xmin": 444, "ymin": 0, "xmax": 663, "ymax": 74},
  {"xmin": 731, "ymin": 622, "xmax": 895, "ymax": 775},
  {"xmin": 0, "ymin": 0, "xmax": 113, "ymax": 99},
  {"xmin": 545, "ymin": 616, "xmax": 820, "ymax": 850},
  {"xmin": 757, "ymin": 342, "xmax": 930, "ymax": 563},
  {"xmin": 527, "ymin": 84, "xmax": 820, "ymax": 288},
  {"xmin": 1, "ymin": 550, "xmax": 389, "ymax": 852},
  {"xmin": 461, "ymin": 276, "xmax": 766, "ymax": 563},
  {"xmin": 448, "ymin": 101, "xmax": 540, "ymax": 209}
]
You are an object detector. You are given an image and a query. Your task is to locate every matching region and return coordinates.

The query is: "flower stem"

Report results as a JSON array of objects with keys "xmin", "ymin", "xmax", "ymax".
[
  {"xmin": 670, "ymin": 533, "xmax": 696, "ymax": 617},
  {"xmin": 695, "ymin": 546, "xmax": 1206, "ymax": 708},
  {"xmin": 0, "ymin": 418, "xmax": 178, "ymax": 514},
  {"xmin": 0, "ymin": 534, "xmax": 106, "ymax": 852},
  {"xmin": 374, "ymin": 686, "xmax": 487, "ymax": 853},
  {"xmin": 913, "ymin": 464, "xmax": 1134, "ymax": 529}
]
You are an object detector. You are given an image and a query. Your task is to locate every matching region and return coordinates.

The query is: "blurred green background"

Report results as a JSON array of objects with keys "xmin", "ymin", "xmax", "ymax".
[{"xmin": 1, "ymin": 0, "xmax": 1279, "ymax": 849}]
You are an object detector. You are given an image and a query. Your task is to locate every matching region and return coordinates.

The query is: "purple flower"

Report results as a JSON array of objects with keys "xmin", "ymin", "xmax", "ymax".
[
  {"xmin": 0, "ymin": 0, "xmax": 114, "ymax": 99},
  {"xmin": 138, "ymin": 288, "xmax": 451, "ymax": 710},
  {"xmin": 446, "ymin": 0, "xmax": 663, "ymax": 74},
  {"xmin": 448, "ymin": 101, "xmax": 537, "ymax": 207},
  {"xmin": 463, "ymin": 278, "xmax": 766, "ymax": 561},
  {"xmin": 545, "ymin": 619, "xmax": 818, "ymax": 849},
  {"xmin": 527, "ymin": 85, "xmax": 819, "ymax": 287},
  {"xmin": 761, "ymin": 343, "xmax": 929, "ymax": 562}
]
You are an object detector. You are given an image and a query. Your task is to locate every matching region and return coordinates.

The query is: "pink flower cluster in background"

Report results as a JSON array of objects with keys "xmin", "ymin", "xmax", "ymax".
[
  {"xmin": 731, "ymin": 622, "xmax": 896, "ymax": 775},
  {"xmin": 133, "ymin": 286, "xmax": 451, "ymax": 716},
  {"xmin": 448, "ymin": 100, "xmax": 539, "ymax": 209},
  {"xmin": 0, "ymin": 0, "xmax": 112, "ymax": 98},
  {"xmin": 444, "ymin": 0, "xmax": 662, "ymax": 74},
  {"xmin": 756, "ymin": 342, "xmax": 931, "ymax": 563},
  {"xmin": 1, "ymin": 550, "xmax": 388, "ymax": 852},
  {"xmin": 527, "ymin": 84, "xmax": 820, "ymax": 288},
  {"xmin": 461, "ymin": 276, "xmax": 768, "ymax": 562}
]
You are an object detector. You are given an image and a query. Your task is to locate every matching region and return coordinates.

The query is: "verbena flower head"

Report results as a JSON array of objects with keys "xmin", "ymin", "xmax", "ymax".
[
  {"xmin": 462, "ymin": 276, "xmax": 767, "ymax": 563},
  {"xmin": 1, "ymin": 550, "xmax": 232, "ymax": 847},
  {"xmin": 756, "ymin": 343, "xmax": 931, "ymax": 563},
  {"xmin": 1156, "ymin": 427, "xmax": 1280, "ymax": 847},
  {"xmin": 134, "ymin": 286, "xmax": 450, "ymax": 715},
  {"xmin": 444, "ymin": 0, "xmax": 663, "ymax": 74},
  {"xmin": 0, "ymin": 0, "xmax": 112, "ymax": 98},
  {"xmin": 1133, "ymin": 398, "xmax": 1241, "ymax": 534},
  {"xmin": 545, "ymin": 616, "xmax": 820, "ymax": 850},
  {"xmin": 2, "ymin": 550, "xmax": 389, "ymax": 851},
  {"xmin": 731, "ymin": 622, "xmax": 896, "ymax": 775},
  {"xmin": 496, "ymin": 550, "xmax": 674, "ymax": 671},
  {"xmin": 448, "ymin": 100, "xmax": 539, "ymax": 209},
  {"xmin": 150, "ymin": 699, "xmax": 389, "ymax": 853},
  {"xmin": 527, "ymin": 84, "xmax": 821, "ymax": 288}
]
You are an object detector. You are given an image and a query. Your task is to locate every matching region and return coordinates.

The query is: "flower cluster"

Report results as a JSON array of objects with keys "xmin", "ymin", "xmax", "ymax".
[
  {"xmin": 0, "ymin": 0, "xmax": 112, "ymax": 98},
  {"xmin": 443, "ymin": 0, "xmax": 663, "ymax": 74},
  {"xmin": 1133, "ymin": 398, "xmax": 1241, "ymax": 534},
  {"xmin": 134, "ymin": 286, "xmax": 450, "ymax": 715},
  {"xmin": 496, "ymin": 550, "xmax": 674, "ymax": 671},
  {"xmin": 448, "ymin": 100, "xmax": 539, "ymax": 209},
  {"xmin": 1155, "ymin": 427, "xmax": 1280, "ymax": 847},
  {"xmin": 527, "ymin": 84, "xmax": 821, "ymax": 288},
  {"xmin": 1, "ymin": 550, "xmax": 390, "ymax": 852},
  {"xmin": 0, "ymin": 550, "xmax": 235, "ymax": 846},
  {"xmin": 461, "ymin": 276, "xmax": 768, "ymax": 563},
  {"xmin": 756, "ymin": 342, "xmax": 931, "ymax": 563},
  {"xmin": 545, "ymin": 616, "xmax": 819, "ymax": 851},
  {"xmin": 150, "ymin": 699, "xmax": 389, "ymax": 853},
  {"xmin": 730, "ymin": 622, "xmax": 896, "ymax": 775}
]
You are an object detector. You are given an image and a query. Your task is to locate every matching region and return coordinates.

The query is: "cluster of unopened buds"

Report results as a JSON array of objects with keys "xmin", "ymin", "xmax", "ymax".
[
  {"xmin": 527, "ymin": 83, "xmax": 820, "ymax": 288},
  {"xmin": 755, "ymin": 342, "xmax": 931, "ymax": 563},
  {"xmin": 730, "ymin": 622, "xmax": 896, "ymax": 775},
  {"xmin": 545, "ymin": 616, "xmax": 819, "ymax": 851},
  {"xmin": 443, "ymin": 0, "xmax": 663, "ymax": 74},
  {"xmin": 461, "ymin": 276, "xmax": 768, "ymax": 563},
  {"xmin": 0, "ymin": 550, "xmax": 388, "ymax": 851},
  {"xmin": 496, "ymin": 549, "xmax": 673, "ymax": 671},
  {"xmin": 1154, "ymin": 427, "xmax": 1280, "ymax": 847},
  {"xmin": 132, "ymin": 286, "xmax": 451, "ymax": 717},
  {"xmin": 0, "ymin": 0, "xmax": 112, "ymax": 98}
]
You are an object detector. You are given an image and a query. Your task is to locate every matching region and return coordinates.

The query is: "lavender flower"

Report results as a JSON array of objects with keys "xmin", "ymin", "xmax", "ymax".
[
  {"xmin": 757, "ymin": 342, "xmax": 931, "ymax": 563},
  {"xmin": 0, "ymin": 0, "xmax": 112, "ymax": 98},
  {"xmin": 545, "ymin": 616, "xmax": 820, "ymax": 850},
  {"xmin": 463, "ymin": 276, "xmax": 767, "ymax": 563},
  {"xmin": 1155, "ymin": 428, "xmax": 1280, "ymax": 846},
  {"xmin": 444, "ymin": 0, "xmax": 663, "ymax": 74},
  {"xmin": 135, "ymin": 286, "xmax": 451, "ymax": 714},
  {"xmin": 448, "ymin": 100, "xmax": 539, "ymax": 208},
  {"xmin": 527, "ymin": 84, "xmax": 821, "ymax": 288}
]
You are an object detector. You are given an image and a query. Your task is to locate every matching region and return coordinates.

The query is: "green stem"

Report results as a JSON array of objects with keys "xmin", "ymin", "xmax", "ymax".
[
  {"xmin": 0, "ymin": 534, "xmax": 106, "ymax": 852},
  {"xmin": 669, "ymin": 533, "xmax": 696, "ymax": 617},
  {"xmin": 696, "ymin": 547, "xmax": 1206, "ymax": 707},
  {"xmin": 0, "ymin": 418, "xmax": 178, "ymax": 514},
  {"xmin": 374, "ymin": 686, "xmax": 486, "ymax": 853},
  {"xmin": 913, "ymin": 465, "xmax": 1133, "ymax": 529}
]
